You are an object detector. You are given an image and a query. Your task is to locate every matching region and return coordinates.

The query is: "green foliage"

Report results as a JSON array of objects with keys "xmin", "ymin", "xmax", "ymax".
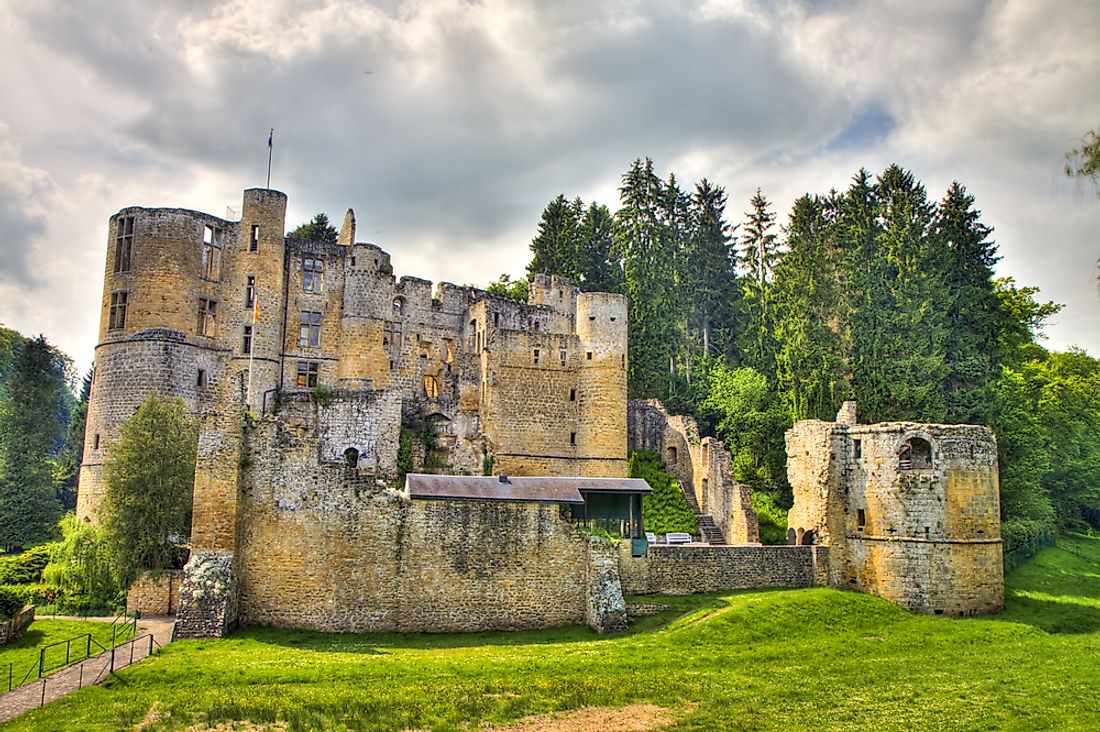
[
  {"xmin": 751, "ymin": 491, "xmax": 789, "ymax": 545},
  {"xmin": 0, "ymin": 545, "xmax": 51, "ymax": 585},
  {"xmin": 0, "ymin": 619, "xmax": 137, "ymax": 689},
  {"xmin": 628, "ymin": 451, "xmax": 698, "ymax": 535},
  {"xmin": 286, "ymin": 213, "xmax": 338, "ymax": 244},
  {"xmin": 1065, "ymin": 126, "xmax": 1100, "ymax": 188},
  {"xmin": 9, "ymin": 543, "xmax": 1100, "ymax": 731},
  {"xmin": 485, "ymin": 274, "xmax": 529, "ymax": 303},
  {"xmin": 738, "ymin": 188, "xmax": 780, "ymax": 376},
  {"xmin": 0, "ymin": 585, "xmax": 23, "ymax": 619},
  {"xmin": 0, "ymin": 335, "xmax": 67, "ymax": 551},
  {"xmin": 698, "ymin": 364, "xmax": 790, "ymax": 497},
  {"xmin": 396, "ymin": 428, "xmax": 414, "ymax": 485},
  {"xmin": 309, "ymin": 384, "xmax": 334, "ymax": 407},
  {"xmin": 101, "ymin": 395, "xmax": 197, "ymax": 578},
  {"xmin": 41, "ymin": 513, "xmax": 123, "ymax": 610}
]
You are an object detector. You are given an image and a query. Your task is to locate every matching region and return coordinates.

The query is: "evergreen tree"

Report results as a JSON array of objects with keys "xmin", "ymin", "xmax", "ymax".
[
  {"xmin": 933, "ymin": 182, "xmax": 1001, "ymax": 423},
  {"xmin": 287, "ymin": 213, "xmax": 338, "ymax": 244},
  {"xmin": 55, "ymin": 368, "xmax": 92, "ymax": 511},
  {"xmin": 0, "ymin": 336, "xmax": 66, "ymax": 550},
  {"xmin": 527, "ymin": 195, "xmax": 581, "ymax": 280},
  {"xmin": 576, "ymin": 202, "xmax": 621, "ymax": 293},
  {"xmin": 101, "ymin": 394, "xmax": 197, "ymax": 575},
  {"xmin": 738, "ymin": 189, "xmax": 781, "ymax": 375},
  {"xmin": 772, "ymin": 194, "xmax": 850, "ymax": 421},
  {"xmin": 614, "ymin": 159, "xmax": 682, "ymax": 400},
  {"xmin": 684, "ymin": 179, "xmax": 737, "ymax": 360}
]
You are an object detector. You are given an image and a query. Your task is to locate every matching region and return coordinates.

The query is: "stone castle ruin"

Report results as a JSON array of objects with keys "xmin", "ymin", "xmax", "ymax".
[{"xmin": 78, "ymin": 187, "xmax": 1003, "ymax": 636}]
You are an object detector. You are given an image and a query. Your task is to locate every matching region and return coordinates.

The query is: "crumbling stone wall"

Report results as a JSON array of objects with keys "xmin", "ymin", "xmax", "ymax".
[
  {"xmin": 787, "ymin": 405, "xmax": 1004, "ymax": 616},
  {"xmin": 627, "ymin": 400, "xmax": 758, "ymax": 543},
  {"xmin": 126, "ymin": 570, "xmax": 182, "ymax": 616},
  {"xmin": 619, "ymin": 544, "xmax": 827, "ymax": 595},
  {"xmin": 232, "ymin": 412, "xmax": 621, "ymax": 633}
]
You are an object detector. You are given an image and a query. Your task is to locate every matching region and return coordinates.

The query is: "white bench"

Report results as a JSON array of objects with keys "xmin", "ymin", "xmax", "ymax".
[
  {"xmin": 645, "ymin": 532, "xmax": 657, "ymax": 544},
  {"xmin": 665, "ymin": 532, "xmax": 692, "ymax": 545}
]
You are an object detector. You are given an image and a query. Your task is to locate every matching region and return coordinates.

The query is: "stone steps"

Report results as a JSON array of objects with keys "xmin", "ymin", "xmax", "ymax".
[{"xmin": 678, "ymin": 480, "xmax": 727, "ymax": 545}]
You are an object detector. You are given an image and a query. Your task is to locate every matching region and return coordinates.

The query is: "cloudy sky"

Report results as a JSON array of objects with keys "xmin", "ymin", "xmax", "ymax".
[{"xmin": 1, "ymin": 0, "xmax": 1098, "ymax": 375}]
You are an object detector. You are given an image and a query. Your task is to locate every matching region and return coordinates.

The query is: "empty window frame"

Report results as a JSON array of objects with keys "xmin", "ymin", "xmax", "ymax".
[
  {"xmin": 197, "ymin": 369, "xmax": 208, "ymax": 388},
  {"xmin": 296, "ymin": 361, "xmax": 319, "ymax": 388},
  {"xmin": 303, "ymin": 257, "xmax": 324, "ymax": 293},
  {"xmin": 113, "ymin": 216, "xmax": 134, "ymax": 272},
  {"xmin": 249, "ymin": 225, "xmax": 260, "ymax": 252},
  {"xmin": 559, "ymin": 350, "xmax": 567, "ymax": 367},
  {"xmin": 242, "ymin": 325, "xmax": 253, "ymax": 354},
  {"xmin": 423, "ymin": 374, "xmax": 440, "ymax": 398},
  {"xmin": 108, "ymin": 291, "xmax": 128, "ymax": 330},
  {"xmin": 856, "ymin": 508, "xmax": 866, "ymax": 530},
  {"xmin": 570, "ymin": 432, "xmax": 576, "ymax": 445},
  {"xmin": 569, "ymin": 388, "xmax": 576, "ymax": 401},
  {"xmin": 299, "ymin": 310, "xmax": 322, "ymax": 348},
  {"xmin": 393, "ymin": 297, "xmax": 405, "ymax": 316},
  {"xmin": 93, "ymin": 433, "xmax": 100, "ymax": 450},
  {"xmin": 197, "ymin": 298, "xmax": 217, "ymax": 337},
  {"xmin": 533, "ymin": 348, "xmax": 540, "ymax": 365},
  {"xmin": 853, "ymin": 439, "xmax": 862, "ymax": 459},
  {"xmin": 244, "ymin": 276, "xmax": 256, "ymax": 308},
  {"xmin": 899, "ymin": 437, "xmax": 932, "ymax": 470},
  {"xmin": 202, "ymin": 225, "xmax": 223, "ymax": 280}
]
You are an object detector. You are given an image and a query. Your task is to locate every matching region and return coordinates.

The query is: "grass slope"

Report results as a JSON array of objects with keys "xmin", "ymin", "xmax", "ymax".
[
  {"xmin": 4, "ymin": 536, "xmax": 1100, "ymax": 731},
  {"xmin": 0, "ymin": 620, "xmax": 136, "ymax": 691}
]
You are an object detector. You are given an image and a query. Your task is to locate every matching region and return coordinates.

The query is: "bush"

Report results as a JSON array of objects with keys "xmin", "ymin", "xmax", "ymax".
[
  {"xmin": 42, "ymin": 514, "xmax": 123, "ymax": 610},
  {"xmin": 630, "ymin": 451, "xmax": 699, "ymax": 535},
  {"xmin": 0, "ymin": 585, "xmax": 23, "ymax": 619},
  {"xmin": 0, "ymin": 544, "xmax": 51, "ymax": 584}
]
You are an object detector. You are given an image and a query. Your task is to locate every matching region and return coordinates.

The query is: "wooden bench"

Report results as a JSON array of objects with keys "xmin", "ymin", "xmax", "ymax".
[{"xmin": 665, "ymin": 532, "xmax": 692, "ymax": 545}]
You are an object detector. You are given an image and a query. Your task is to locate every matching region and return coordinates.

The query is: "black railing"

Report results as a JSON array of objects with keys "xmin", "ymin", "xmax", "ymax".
[{"xmin": 4, "ymin": 612, "xmax": 139, "ymax": 693}]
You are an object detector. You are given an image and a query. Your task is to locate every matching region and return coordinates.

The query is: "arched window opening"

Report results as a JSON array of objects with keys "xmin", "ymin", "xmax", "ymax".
[
  {"xmin": 801, "ymin": 529, "xmax": 815, "ymax": 546},
  {"xmin": 393, "ymin": 297, "xmax": 405, "ymax": 316},
  {"xmin": 344, "ymin": 447, "xmax": 360, "ymax": 469},
  {"xmin": 899, "ymin": 437, "xmax": 932, "ymax": 470},
  {"xmin": 787, "ymin": 528, "xmax": 797, "ymax": 545},
  {"xmin": 666, "ymin": 445, "xmax": 677, "ymax": 464},
  {"xmin": 423, "ymin": 375, "xmax": 440, "ymax": 398}
]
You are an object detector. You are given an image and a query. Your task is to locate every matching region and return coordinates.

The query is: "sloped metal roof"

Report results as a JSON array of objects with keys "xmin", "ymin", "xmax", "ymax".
[{"xmin": 405, "ymin": 474, "xmax": 651, "ymax": 504}]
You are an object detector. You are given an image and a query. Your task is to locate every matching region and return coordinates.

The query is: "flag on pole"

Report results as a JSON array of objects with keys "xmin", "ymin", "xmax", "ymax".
[
  {"xmin": 267, "ymin": 129, "xmax": 273, "ymax": 148},
  {"xmin": 253, "ymin": 294, "xmax": 260, "ymax": 322}
]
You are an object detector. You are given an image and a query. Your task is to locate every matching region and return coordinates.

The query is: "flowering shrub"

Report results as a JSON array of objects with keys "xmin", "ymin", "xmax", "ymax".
[{"xmin": 184, "ymin": 553, "xmax": 231, "ymax": 603}]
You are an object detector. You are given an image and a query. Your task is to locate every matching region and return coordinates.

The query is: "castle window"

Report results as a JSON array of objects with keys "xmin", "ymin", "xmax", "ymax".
[
  {"xmin": 93, "ymin": 433, "xmax": 100, "ymax": 450},
  {"xmin": 245, "ymin": 276, "xmax": 256, "ymax": 308},
  {"xmin": 299, "ymin": 310, "xmax": 322, "ymax": 348},
  {"xmin": 533, "ymin": 349, "xmax": 540, "ymax": 365},
  {"xmin": 113, "ymin": 216, "xmax": 134, "ymax": 272},
  {"xmin": 570, "ymin": 432, "xmax": 576, "ymax": 445},
  {"xmin": 570, "ymin": 388, "xmax": 576, "ymax": 401},
  {"xmin": 197, "ymin": 369, "xmax": 207, "ymax": 388},
  {"xmin": 249, "ymin": 225, "xmax": 260, "ymax": 252},
  {"xmin": 853, "ymin": 439, "xmax": 862, "ymax": 459},
  {"xmin": 197, "ymin": 298, "xmax": 217, "ymax": 337},
  {"xmin": 108, "ymin": 291, "xmax": 128, "ymax": 330},
  {"xmin": 242, "ymin": 325, "xmax": 253, "ymax": 354},
  {"xmin": 533, "ymin": 321, "xmax": 540, "ymax": 331},
  {"xmin": 857, "ymin": 509, "xmax": 866, "ymax": 530},
  {"xmin": 560, "ymin": 350, "xmax": 567, "ymax": 367},
  {"xmin": 899, "ymin": 437, "xmax": 932, "ymax": 470},
  {"xmin": 393, "ymin": 297, "xmax": 405, "ymax": 316},
  {"xmin": 586, "ymin": 351, "xmax": 593, "ymax": 361},
  {"xmin": 303, "ymin": 258, "xmax": 324, "ymax": 293},
  {"xmin": 350, "ymin": 256, "xmax": 356, "ymax": 267},
  {"xmin": 423, "ymin": 375, "xmax": 440, "ymax": 398},
  {"xmin": 202, "ymin": 225, "xmax": 223, "ymax": 280},
  {"xmin": 610, "ymin": 316, "xmax": 617, "ymax": 322},
  {"xmin": 296, "ymin": 361, "xmax": 319, "ymax": 388},
  {"xmin": 493, "ymin": 312, "xmax": 499, "ymax": 327},
  {"xmin": 667, "ymin": 446, "xmax": 677, "ymax": 463}
]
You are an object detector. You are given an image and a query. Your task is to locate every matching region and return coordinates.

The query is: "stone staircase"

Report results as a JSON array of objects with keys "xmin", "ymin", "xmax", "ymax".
[{"xmin": 679, "ymin": 483, "xmax": 727, "ymax": 545}]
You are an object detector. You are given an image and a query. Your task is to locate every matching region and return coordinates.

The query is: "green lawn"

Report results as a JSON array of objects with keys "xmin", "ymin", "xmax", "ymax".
[
  {"xmin": 4, "ymin": 535, "xmax": 1100, "ymax": 731},
  {"xmin": 0, "ymin": 619, "xmax": 137, "ymax": 692}
]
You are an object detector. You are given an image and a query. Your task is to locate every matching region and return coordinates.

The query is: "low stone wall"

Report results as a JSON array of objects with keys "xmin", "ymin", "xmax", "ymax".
[
  {"xmin": 0, "ymin": 605, "xmax": 35, "ymax": 645},
  {"xmin": 127, "ymin": 570, "xmax": 182, "ymax": 616},
  {"xmin": 620, "ymin": 544, "xmax": 828, "ymax": 595}
]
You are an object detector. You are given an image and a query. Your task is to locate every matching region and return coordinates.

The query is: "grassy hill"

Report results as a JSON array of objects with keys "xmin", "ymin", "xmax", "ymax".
[{"xmin": 3, "ymin": 535, "xmax": 1099, "ymax": 731}]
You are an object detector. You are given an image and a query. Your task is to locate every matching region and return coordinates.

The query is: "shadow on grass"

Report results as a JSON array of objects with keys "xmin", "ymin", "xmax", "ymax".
[
  {"xmin": 228, "ymin": 593, "xmax": 735, "ymax": 654},
  {"xmin": 995, "ymin": 593, "xmax": 1100, "ymax": 634}
]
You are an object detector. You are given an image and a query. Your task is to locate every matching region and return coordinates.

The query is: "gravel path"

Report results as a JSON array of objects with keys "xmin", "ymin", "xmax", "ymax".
[{"xmin": 0, "ymin": 616, "xmax": 176, "ymax": 724}]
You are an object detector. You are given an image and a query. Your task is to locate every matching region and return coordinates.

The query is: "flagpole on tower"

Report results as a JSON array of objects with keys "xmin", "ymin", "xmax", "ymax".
[{"xmin": 266, "ymin": 128, "xmax": 274, "ymax": 189}]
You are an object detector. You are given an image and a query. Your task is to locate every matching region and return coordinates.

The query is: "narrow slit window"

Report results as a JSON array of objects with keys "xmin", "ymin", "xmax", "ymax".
[
  {"xmin": 533, "ymin": 349, "xmax": 540, "ymax": 365},
  {"xmin": 93, "ymin": 433, "xmax": 100, "ymax": 450},
  {"xmin": 570, "ymin": 432, "xmax": 576, "ymax": 445},
  {"xmin": 857, "ymin": 509, "xmax": 866, "ymax": 530},
  {"xmin": 249, "ymin": 224, "xmax": 260, "ymax": 252},
  {"xmin": 853, "ymin": 439, "xmax": 862, "ymax": 459},
  {"xmin": 242, "ymin": 325, "xmax": 253, "ymax": 354},
  {"xmin": 245, "ymin": 276, "xmax": 256, "ymax": 308},
  {"xmin": 569, "ymin": 388, "xmax": 576, "ymax": 401},
  {"xmin": 586, "ymin": 351, "xmax": 593, "ymax": 361},
  {"xmin": 560, "ymin": 350, "xmax": 567, "ymax": 367},
  {"xmin": 197, "ymin": 369, "xmax": 207, "ymax": 388}
]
